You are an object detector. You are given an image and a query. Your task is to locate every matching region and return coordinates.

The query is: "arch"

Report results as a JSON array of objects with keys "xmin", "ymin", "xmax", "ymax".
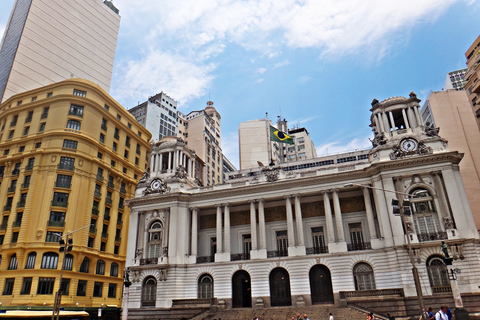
[
  {"xmin": 96, "ymin": 259, "xmax": 105, "ymax": 275},
  {"xmin": 426, "ymin": 255, "xmax": 451, "ymax": 294},
  {"xmin": 8, "ymin": 253, "xmax": 18, "ymax": 270},
  {"xmin": 64, "ymin": 254, "xmax": 73, "ymax": 271},
  {"xmin": 110, "ymin": 262, "xmax": 119, "ymax": 277},
  {"xmin": 198, "ymin": 274, "xmax": 214, "ymax": 299},
  {"xmin": 142, "ymin": 276, "xmax": 157, "ymax": 307},
  {"xmin": 79, "ymin": 257, "xmax": 90, "ymax": 273},
  {"xmin": 269, "ymin": 267, "xmax": 291, "ymax": 307},
  {"xmin": 147, "ymin": 220, "xmax": 163, "ymax": 258},
  {"xmin": 232, "ymin": 270, "xmax": 251, "ymax": 308},
  {"xmin": 25, "ymin": 252, "xmax": 37, "ymax": 269},
  {"xmin": 41, "ymin": 252, "xmax": 58, "ymax": 269},
  {"xmin": 408, "ymin": 188, "xmax": 446, "ymax": 241},
  {"xmin": 353, "ymin": 262, "xmax": 376, "ymax": 290},
  {"xmin": 309, "ymin": 264, "xmax": 334, "ymax": 304}
]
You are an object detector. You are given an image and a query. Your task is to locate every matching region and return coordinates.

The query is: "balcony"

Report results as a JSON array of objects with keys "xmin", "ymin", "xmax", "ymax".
[
  {"xmin": 417, "ymin": 231, "xmax": 447, "ymax": 242},
  {"xmin": 101, "ymin": 124, "xmax": 107, "ymax": 131},
  {"xmin": 7, "ymin": 186, "xmax": 16, "ymax": 193},
  {"xmin": 196, "ymin": 256, "xmax": 214, "ymax": 264},
  {"xmin": 94, "ymin": 191, "xmax": 102, "ymax": 198},
  {"xmin": 89, "ymin": 226, "xmax": 97, "ymax": 234},
  {"xmin": 107, "ymin": 182, "xmax": 114, "ymax": 188},
  {"xmin": 267, "ymin": 250, "xmax": 288, "ymax": 258},
  {"xmin": 115, "ymin": 235, "xmax": 121, "ymax": 242},
  {"xmin": 101, "ymin": 231, "xmax": 108, "ymax": 238},
  {"xmin": 11, "ymin": 169, "xmax": 20, "ymax": 176},
  {"xmin": 12, "ymin": 221, "xmax": 21, "ymax": 228},
  {"xmin": 347, "ymin": 242, "xmax": 372, "ymax": 252},
  {"xmin": 120, "ymin": 187, "xmax": 126, "ymax": 194},
  {"xmin": 41, "ymin": 113, "xmax": 48, "ymax": 119},
  {"xmin": 25, "ymin": 164, "xmax": 33, "ymax": 171},
  {"xmin": 3, "ymin": 205, "xmax": 12, "ymax": 211},
  {"xmin": 104, "ymin": 215, "xmax": 110, "ymax": 221},
  {"xmin": 105, "ymin": 198, "xmax": 112, "ymax": 205},
  {"xmin": 55, "ymin": 182, "xmax": 71, "ymax": 189},
  {"xmin": 140, "ymin": 257, "xmax": 158, "ymax": 265},
  {"xmin": 57, "ymin": 163, "xmax": 74, "ymax": 171},
  {"xmin": 25, "ymin": 117, "xmax": 32, "ymax": 123},
  {"xmin": 0, "ymin": 224, "xmax": 7, "ymax": 230},
  {"xmin": 96, "ymin": 175, "xmax": 104, "ymax": 181},
  {"xmin": 231, "ymin": 253, "xmax": 250, "ymax": 261},
  {"xmin": 432, "ymin": 285, "xmax": 452, "ymax": 294},
  {"xmin": 51, "ymin": 200, "xmax": 68, "ymax": 207},
  {"xmin": 17, "ymin": 201, "xmax": 25, "ymax": 208},
  {"xmin": 306, "ymin": 246, "xmax": 329, "ymax": 255},
  {"xmin": 68, "ymin": 110, "xmax": 83, "ymax": 117},
  {"xmin": 47, "ymin": 220, "xmax": 65, "ymax": 227},
  {"xmin": 92, "ymin": 207, "xmax": 99, "ymax": 215}
]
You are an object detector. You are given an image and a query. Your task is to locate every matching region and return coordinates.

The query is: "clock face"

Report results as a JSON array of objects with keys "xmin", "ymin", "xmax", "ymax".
[
  {"xmin": 401, "ymin": 139, "xmax": 417, "ymax": 152},
  {"xmin": 151, "ymin": 179, "xmax": 161, "ymax": 190}
]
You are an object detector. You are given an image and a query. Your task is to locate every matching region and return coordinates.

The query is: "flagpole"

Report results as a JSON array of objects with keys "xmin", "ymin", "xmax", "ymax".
[{"xmin": 265, "ymin": 114, "xmax": 274, "ymax": 166}]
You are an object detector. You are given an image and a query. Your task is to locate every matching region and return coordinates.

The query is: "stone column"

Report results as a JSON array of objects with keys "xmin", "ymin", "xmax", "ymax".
[
  {"xmin": 224, "ymin": 203, "xmax": 231, "ymax": 253},
  {"xmin": 372, "ymin": 179, "xmax": 393, "ymax": 246},
  {"xmin": 431, "ymin": 171, "xmax": 450, "ymax": 219},
  {"xmin": 191, "ymin": 208, "xmax": 198, "ymax": 256},
  {"xmin": 159, "ymin": 153, "xmax": 163, "ymax": 171},
  {"xmin": 414, "ymin": 106, "xmax": 423, "ymax": 127},
  {"xmin": 362, "ymin": 186, "xmax": 378, "ymax": 239},
  {"xmin": 250, "ymin": 200, "xmax": 258, "ymax": 250},
  {"xmin": 323, "ymin": 191, "xmax": 335, "ymax": 243},
  {"xmin": 407, "ymin": 107, "xmax": 417, "ymax": 128},
  {"xmin": 375, "ymin": 114, "xmax": 385, "ymax": 134},
  {"xmin": 388, "ymin": 111, "xmax": 396, "ymax": 130},
  {"xmin": 285, "ymin": 196, "xmax": 295, "ymax": 248},
  {"xmin": 151, "ymin": 154, "xmax": 156, "ymax": 172},
  {"xmin": 216, "ymin": 205, "xmax": 223, "ymax": 253},
  {"xmin": 294, "ymin": 195, "xmax": 305, "ymax": 246},
  {"xmin": 168, "ymin": 152, "xmax": 172, "ymax": 171},
  {"xmin": 126, "ymin": 209, "xmax": 140, "ymax": 265},
  {"xmin": 382, "ymin": 112, "xmax": 390, "ymax": 132},
  {"xmin": 332, "ymin": 190, "xmax": 345, "ymax": 242},
  {"xmin": 258, "ymin": 199, "xmax": 266, "ymax": 249},
  {"xmin": 401, "ymin": 108, "xmax": 410, "ymax": 129},
  {"xmin": 383, "ymin": 177, "xmax": 405, "ymax": 245}
]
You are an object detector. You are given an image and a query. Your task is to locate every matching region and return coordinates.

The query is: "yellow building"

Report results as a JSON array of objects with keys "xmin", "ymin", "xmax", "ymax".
[
  {"xmin": 0, "ymin": 79, "xmax": 151, "ymax": 317},
  {"xmin": 464, "ymin": 35, "xmax": 480, "ymax": 130}
]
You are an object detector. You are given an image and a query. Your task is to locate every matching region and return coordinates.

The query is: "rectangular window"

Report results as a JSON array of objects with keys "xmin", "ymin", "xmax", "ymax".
[
  {"xmin": 99, "ymin": 133, "xmax": 105, "ymax": 143},
  {"xmin": 19, "ymin": 145, "xmax": 25, "ymax": 152},
  {"xmin": 23, "ymin": 126, "xmax": 29, "ymax": 135},
  {"xmin": 3, "ymin": 278, "xmax": 14, "ymax": 295},
  {"xmin": 66, "ymin": 120, "xmax": 81, "ymax": 131},
  {"xmin": 8, "ymin": 130, "xmax": 14, "ymax": 139},
  {"xmin": 114, "ymin": 127, "xmax": 119, "ymax": 139},
  {"xmin": 49, "ymin": 211, "xmax": 66, "ymax": 227},
  {"xmin": 25, "ymin": 111, "xmax": 33, "ymax": 123},
  {"xmin": 20, "ymin": 277, "xmax": 32, "ymax": 295},
  {"xmin": 114, "ymin": 245, "xmax": 119, "ymax": 255},
  {"xmin": 37, "ymin": 277, "xmax": 55, "ymax": 294},
  {"xmin": 312, "ymin": 227, "xmax": 327, "ymax": 254},
  {"xmin": 349, "ymin": 222, "xmax": 365, "ymax": 251},
  {"xmin": 124, "ymin": 150, "xmax": 129, "ymax": 158},
  {"xmin": 41, "ymin": 107, "xmax": 49, "ymax": 118},
  {"xmin": 36, "ymin": 142, "xmax": 42, "ymax": 148},
  {"xmin": 55, "ymin": 174, "xmax": 72, "ymax": 188},
  {"xmin": 47, "ymin": 92, "xmax": 53, "ymax": 98},
  {"xmin": 58, "ymin": 157, "xmax": 75, "ymax": 170},
  {"xmin": 11, "ymin": 232, "xmax": 18, "ymax": 242},
  {"xmin": 60, "ymin": 278, "xmax": 70, "ymax": 295},
  {"xmin": 113, "ymin": 142, "xmax": 117, "ymax": 151},
  {"xmin": 45, "ymin": 231, "xmax": 62, "ymax": 242},
  {"xmin": 100, "ymin": 242, "xmax": 106, "ymax": 252},
  {"xmin": 52, "ymin": 192, "xmax": 69, "ymax": 207},
  {"xmin": 26, "ymin": 157, "xmax": 35, "ymax": 170},
  {"xmin": 101, "ymin": 118, "xmax": 107, "ymax": 130},
  {"xmin": 125, "ymin": 136, "xmax": 130, "ymax": 147},
  {"xmin": 93, "ymin": 282, "xmax": 103, "ymax": 297},
  {"xmin": 108, "ymin": 283, "xmax": 117, "ymax": 298},
  {"xmin": 276, "ymin": 230, "xmax": 288, "ymax": 257},
  {"xmin": 77, "ymin": 280, "xmax": 87, "ymax": 296},
  {"xmin": 69, "ymin": 104, "xmax": 84, "ymax": 116},
  {"xmin": 88, "ymin": 237, "xmax": 94, "ymax": 248},
  {"xmin": 73, "ymin": 89, "xmax": 87, "ymax": 97},
  {"xmin": 11, "ymin": 115, "xmax": 18, "ymax": 126},
  {"xmin": 62, "ymin": 139, "xmax": 78, "ymax": 150}
]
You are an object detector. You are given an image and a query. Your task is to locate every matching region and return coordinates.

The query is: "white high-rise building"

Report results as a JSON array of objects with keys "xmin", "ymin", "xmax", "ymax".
[
  {"xmin": 444, "ymin": 68, "xmax": 468, "ymax": 91},
  {"xmin": 0, "ymin": 0, "xmax": 120, "ymax": 102}
]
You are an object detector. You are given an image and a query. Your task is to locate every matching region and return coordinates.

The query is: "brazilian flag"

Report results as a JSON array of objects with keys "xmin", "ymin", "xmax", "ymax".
[{"xmin": 270, "ymin": 125, "xmax": 294, "ymax": 144}]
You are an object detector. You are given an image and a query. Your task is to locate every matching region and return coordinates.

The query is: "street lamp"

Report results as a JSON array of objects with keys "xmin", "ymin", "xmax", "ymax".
[
  {"xmin": 344, "ymin": 183, "xmax": 427, "ymax": 320},
  {"xmin": 52, "ymin": 224, "xmax": 92, "ymax": 320}
]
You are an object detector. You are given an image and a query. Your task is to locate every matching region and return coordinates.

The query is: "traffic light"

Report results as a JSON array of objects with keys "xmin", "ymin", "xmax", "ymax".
[
  {"xmin": 392, "ymin": 199, "xmax": 401, "ymax": 215},
  {"xmin": 67, "ymin": 238, "xmax": 73, "ymax": 252},
  {"xmin": 59, "ymin": 239, "xmax": 65, "ymax": 252},
  {"xmin": 59, "ymin": 238, "xmax": 73, "ymax": 252}
]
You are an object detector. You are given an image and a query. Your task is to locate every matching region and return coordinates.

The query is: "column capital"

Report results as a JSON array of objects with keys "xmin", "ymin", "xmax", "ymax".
[
  {"xmin": 190, "ymin": 207, "xmax": 199, "ymax": 212},
  {"xmin": 320, "ymin": 190, "xmax": 330, "ymax": 195},
  {"xmin": 431, "ymin": 170, "xmax": 442, "ymax": 176},
  {"xmin": 257, "ymin": 198, "xmax": 265, "ymax": 203},
  {"xmin": 283, "ymin": 195, "xmax": 293, "ymax": 199},
  {"xmin": 248, "ymin": 199, "xmax": 258, "ymax": 203},
  {"xmin": 392, "ymin": 176, "xmax": 402, "ymax": 182},
  {"xmin": 215, "ymin": 204, "xmax": 223, "ymax": 208},
  {"xmin": 293, "ymin": 193, "xmax": 301, "ymax": 199},
  {"xmin": 328, "ymin": 188, "xmax": 339, "ymax": 194},
  {"xmin": 222, "ymin": 203, "xmax": 230, "ymax": 208}
]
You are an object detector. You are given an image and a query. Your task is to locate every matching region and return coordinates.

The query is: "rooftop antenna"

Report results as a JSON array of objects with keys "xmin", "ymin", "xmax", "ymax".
[{"xmin": 266, "ymin": 112, "xmax": 268, "ymax": 120}]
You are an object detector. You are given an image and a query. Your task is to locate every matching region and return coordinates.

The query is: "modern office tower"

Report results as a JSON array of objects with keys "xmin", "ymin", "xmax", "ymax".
[
  {"xmin": 421, "ymin": 89, "xmax": 480, "ymax": 231},
  {"xmin": 0, "ymin": 79, "xmax": 151, "ymax": 318},
  {"xmin": 239, "ymin": 117, "xmax": 316, "ymax": 170},
  {"xmin": 444, "ymin": 69, "xmax": 468, "ymax": 90},
  {"xmin": 128, "ymin": 92, "xmax": 179, "ymax": 141},
  {"xmin": 464, "ymin": 35, "xmax": 480, "ymax": 130},
  {"xmin": 123, "ymin": 93, "xmax": 480, "ymax": 319},
  {"xmin": 0, "ymin": 0, "xmax": 120, "ymax": 103}
]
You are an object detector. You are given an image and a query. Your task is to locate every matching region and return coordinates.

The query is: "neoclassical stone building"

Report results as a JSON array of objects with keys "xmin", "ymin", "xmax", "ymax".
[{"xmin": 124, "ymin": 93, "xmax": 480, "ymax": 318}]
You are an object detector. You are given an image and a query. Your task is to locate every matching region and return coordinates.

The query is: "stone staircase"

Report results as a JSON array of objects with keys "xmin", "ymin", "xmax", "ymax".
[{"xmin": 191, "ymin": 305, "xmax": 374, "ymax": 320}]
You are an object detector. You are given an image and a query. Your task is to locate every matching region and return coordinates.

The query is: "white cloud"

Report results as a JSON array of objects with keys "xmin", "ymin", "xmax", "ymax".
[
  {"xmin": 316, "ymin": 136, "xmax": 372, "ymax": 157},
  {"xmin": 274, "ymin": 60, "xmax": 290, "ymax": 69},
  {"xmin": 298, "ymin": 75, "xmax": 312, "ymax": 84},
  {"xmin": 255, "ymin": 79, "xmax": 264, "ymax": 84},
  {"xmin": 256, "ymin": 67, "xmax": 267, "ymax": 74}
]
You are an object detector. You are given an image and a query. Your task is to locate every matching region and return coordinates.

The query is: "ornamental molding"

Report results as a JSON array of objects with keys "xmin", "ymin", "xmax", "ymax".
[{"xmin": 143, "ymin": 178, "xmax": 170, "ymax": 196}]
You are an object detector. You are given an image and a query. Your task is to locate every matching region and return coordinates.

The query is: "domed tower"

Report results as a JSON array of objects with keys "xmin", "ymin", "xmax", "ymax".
[{"xmin": 369, "ymin": 92, "xmax": 448, "ymax": 163}]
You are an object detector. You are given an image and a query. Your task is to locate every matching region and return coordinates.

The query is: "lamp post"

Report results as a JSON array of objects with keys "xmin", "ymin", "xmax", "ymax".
[
  {"xmin": 52, "ymin": 224, "xmax": 92, "ymax": 320},
  {"xmin": 344, "ymin": 183, "xmax": 427, "ymax": 320}
]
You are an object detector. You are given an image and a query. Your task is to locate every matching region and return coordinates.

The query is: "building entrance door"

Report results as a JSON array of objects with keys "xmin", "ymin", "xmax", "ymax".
[
  {"xmin": 232, "ymin": 270, "xmax": 252, "ymax": 308},
  {"xmin": 269, "ymin": 267, "xmax": 291, "ymax": 306},
  {"xmin": 309, "ymin": 264, "xmax": 334, "ymax": 304}
]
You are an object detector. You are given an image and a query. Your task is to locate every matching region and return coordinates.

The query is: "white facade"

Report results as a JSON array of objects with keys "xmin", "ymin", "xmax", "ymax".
[
  {"xmin": 0, "ymin": 0, "xmax": 120, "ymax": 102},
  {"xmin": 124, "ymin": 93, "xmax": 480, "ymax": 317}
]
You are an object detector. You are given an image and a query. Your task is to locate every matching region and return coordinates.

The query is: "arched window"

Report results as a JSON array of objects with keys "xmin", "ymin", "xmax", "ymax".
[
  {"xmin": 25, "ymin": 252, "xmax": 37, "ymax": 269},
  {"xmin": 427, "ymin": 256, "xmax": 451, "ymax": 294},
  {"xmin": 353, "ymin": 262, "xmax": 376, "ymax": 291},
  {"xmin": 96, "ymin": 260, "xmax": 105, "ymax": 275},
  {"xmin": 198, "ymin": 274, "xmax": 213, "ymax": 299},
  {"xmin": 80, "ymin": 257, "xmax": 89, "ymax": 273},
  {"xmin": 148, "ymin": 221, "xmax": 163, "ymax": 258},
  {"xmin": 110, "ymin": 262, "xmax": 118, "ymax": 277},
  {"xmin": 64, "ymin": 254, "xmax": 73, "ymax": 271},
  {"xmin": 8, "ymin": 253, "xmax": 18, "ymax": 270},
  {"xmin": 409, "ymin": 188, "xmax": 445, "ymax": 241},
  {"xmin": 66, "ymin": 120, "xmax": 81, "ymax": 130},
  {"xmin": 142, "ymin": 277, "xmax": 157, "ymax": 307},
  {"xmin": 41, "ymin": 252, "xmax": 58, "ymax": 269}
]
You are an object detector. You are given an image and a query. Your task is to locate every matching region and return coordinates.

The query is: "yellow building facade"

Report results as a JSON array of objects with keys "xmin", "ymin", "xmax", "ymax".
[{"xmin": 0, "ymin": 79, "xmax": 151, "ymax": 317}]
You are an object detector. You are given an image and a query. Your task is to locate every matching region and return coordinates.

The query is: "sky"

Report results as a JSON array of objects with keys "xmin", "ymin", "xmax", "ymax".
[{"xmin": 1, "ymin": 0, "xmax": 479, "ymax": 169}]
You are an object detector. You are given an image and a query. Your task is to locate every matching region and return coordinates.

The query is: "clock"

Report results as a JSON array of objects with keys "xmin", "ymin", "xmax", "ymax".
[
  {"xmin": 400, "ymin": 138, "xmax": 417, "ymax": 152},
  {"xmin": 150, "ymin": 179, "xmax": 162, "ymax": 190}
]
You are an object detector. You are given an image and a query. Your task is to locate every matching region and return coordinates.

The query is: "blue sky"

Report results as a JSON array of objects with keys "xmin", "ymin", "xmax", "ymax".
[{"xmin": 1, "ymin": 0, "xmax": 479, "ymax": 169}]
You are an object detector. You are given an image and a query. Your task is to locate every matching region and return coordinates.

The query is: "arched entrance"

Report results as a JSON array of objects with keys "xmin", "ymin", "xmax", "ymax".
[
  {"xmin": 309, "ymin": 264, "xmax": 334, "ymax": 304},
  {"xmin": 232, "ymin": 270, "xmax": 252, "ymax": 308},
  {"xmin": 269, "ymin": 267, "xmax": 291, "ymax": 306}
]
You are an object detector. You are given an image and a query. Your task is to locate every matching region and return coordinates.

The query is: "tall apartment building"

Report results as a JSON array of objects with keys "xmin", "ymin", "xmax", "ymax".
[
  {"xmin": 0, "ymin": 79, "xmax": 151, "ymax": 318},
  {"xmin": 239, "ymin": 117, "xmax": 316, "ymax": 170},
  {"xmin": 421, "ymin": 89, "xmax": 480, "ymax": 231},
  {"xmin": 0, "ymin": 0, "xmax": 120, "ymax": 102},
  {"xmin": 464, "ymin": 35, "xmax": 480, "ymax": 129},
  {"xmin": 444, "ymin": 68, "xmax": 467, "ymax": 90}
]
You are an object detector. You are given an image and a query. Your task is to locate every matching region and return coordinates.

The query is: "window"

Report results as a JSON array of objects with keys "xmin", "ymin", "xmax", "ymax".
[
  {"xmin": 80, "ymin": 257, "xmax": 89, "ymax": 273},
  {"xmin": 242, "ymin": 235, "xmax": 252, "ymax": 259},
  {"xmin": 63, "ymin": 139, "xmax": 78, "ymax": 149},
  {"xmin": 427, "ymin": 256, "xmax": 450, "ymax": 293},
  {"xmin": 96, "ymin": 260, "xmax": 105, "ymax": 275},
  {"xmin": 60, "ymin": 278, "xmax": 70, "ymax": 295},
  {"xmin": 77, "ymin": 280, "xmax": 87, "ymax": 296},
  {"xmin": 41, "ymin": 252, "xmax": 58, "ymax": 269},
  {"xmin": 108, "ymin": 283, "xmax": 117, "ymax": 298},
  {"xmin": 148, "ymin": 221, "xmax": 163, "ymax": 258},
  {"xmin": 101, "ymin": 118, "xmax": 107, "ymax": 130},
  {"xmin": 31, "ymin": 96, "xmax": 37, "ymax": 102},
  {"xmin": 3, "ymin": 278, "xmax": 14, "ymax": 295},
  {"xmin": 136, "ymin": 143, "xmax": 141, "ymax": 155},
  {"xmin": 58, "ymin": 156, "xmax": 75, "ymax": 170},
  {"xmin": 104, "ymin": 104, "xmax": 109, "ymax": 111},
  {"xmin": 124, "ymin": 150, "xmax": 129, "ymax": 158},
  {"xmin": 125, "ymin": 136, "xmax": 130, "ymax": 147},
  {"xmin": 11, "ymin": 232, "xmax": 18, "ymax": 243},
  {"xmin": 93, "ymin": 282, "xmax": 103, "ymax": 297},
  {"xmin": 8, "ymin": 254, "xmax": 18, "ymax": 270},
  {"xmin": 113, "ymin": 142, "xmax": 117, "ymax": 151},
  {"xmin": 276, "ymin": 230, "xmax": 288, "ymax": 257},
  {"xmin": 97, "ymin": 152, "xmax": 103, "ymax": 159},
  {"xmin": 66, "ymin": 120, "xmax": 81, "ymax": 131},
  {"xmin": 14, "ymin": 212, "xmax": 22, "ymax": 227},
  {"xmin": 41, "ymin": 107, "xmax": 49, "ymax": 118},
  {"xmin": 49, "ymin": 211, "xmax": 66, "ymax": 227},
  {"xmin": 37, "ymin": 277, "xmax": 55, "ymax": 294},
  {"xmin": 55, "ymin": 174, "xmax": 72, "ymax": 188},
  {"xmin": 20, "ymin": 277, "xmax": 32, "ymax": 295},
  {"xmin": 99, "ymin": 133, "xmax": 105, "ymax": 143},
  {"xmin": 110, "ymin": 262, "xmax": 119, "ymax": 277},
  {"xmin": 12, "ymin": 162, "xmax": 21, "ymax": 175},
  {"xmin": 23, "ymin": 126, "xmax": 29, "ymax": 135},
  {"xmin": 52, "ymin": 192, "xmax": 69, "ymax": 207},
  {"xmin": 69, "ymin": 104, "xmax": 84, "ymax": 116},
  {"xmin": 36, "ymin": 142, "xmax": 42, "ymax": 148},
  {"xmin": 142, "ymin": 277, "xmax": 156, "ymax": 306},
  {"xmin": 410, "ymin": 188, "xmax": 445, "ymax": 242},
  {"xmin": 3, "ymin": 149, "xmax": 9, "ymax": 155},
  {"xmin": 111, "ymin": 160, "xmax": 115, "ymax": 167},
  {"xmin": 64, "ymin": 254, "xmax": 73, "ymax": 271},
  {"xmin": 73, "ymin": 89, "xmax": 86, "ymax": 97},
  {"xmin": 135, "ymin": 157, "xmax": 139, "ymax": 165},
  {"xmin": 45, "ymin": 231, "xmax": 62, "ymax": 242},
  {"xmin": 198, "ymin": 274, "xmax": 213, "ymax": 299},
  {"xmin": 353, "ymin": 263, "xmax": 376, "ymax": 290},
  {"xmin": 88, "ymin": 237, "xmax": 94, "ymax": 248},
  {"xmin": 8, "ymin": 130, "xmax": 14, "ymax": 139},
  {"xmin": 114, "ymin": 245, "xmax": 119, "ymax": 255},
  {"xmin": 348, "ymin": 223, "xmax": 365, "ymax": 251},
  {"xmin": 11, "ymin": 115, "xmax": 18, "ymax": 126},
  {"xmin": 100, "ymin": 241, "xmax": 106, "ymax": 252},
  {"xmin": 25, "ymin": 252, "xmax": 37, "ymax": 269},
  {"xmin": 25, "ymin": 157, "xmax": 35, "ymax": 170},
  {"xmin": 114, "ymin": 127, "xmax": 119, "ymax": 139}
]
